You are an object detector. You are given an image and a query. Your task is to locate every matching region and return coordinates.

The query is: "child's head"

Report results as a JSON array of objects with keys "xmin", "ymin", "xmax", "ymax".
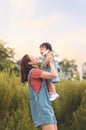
[{"xmin": 39, "ymin": 42, "xmax": 52, "ymax": 56}]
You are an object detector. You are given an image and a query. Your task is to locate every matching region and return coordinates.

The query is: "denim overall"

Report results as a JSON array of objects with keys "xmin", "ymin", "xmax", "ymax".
[
  {"xmin": 28, "ymin": 69, "xmax": 57, "ymax": 127},
  {"xmin": 41, "ymin": 56, "xmax": 60, "ymax": 83}
]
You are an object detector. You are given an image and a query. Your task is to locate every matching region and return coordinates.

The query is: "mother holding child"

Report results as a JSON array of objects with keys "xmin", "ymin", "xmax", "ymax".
[{"xmin": 20, "ymin": 42, "xmax": 58, "ymax": 130}]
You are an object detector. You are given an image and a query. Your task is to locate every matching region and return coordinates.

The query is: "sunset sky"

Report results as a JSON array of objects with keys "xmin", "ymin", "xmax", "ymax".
[{"xmin": 0, "ymin": 0, "xmax": 86, "ymax": 74}]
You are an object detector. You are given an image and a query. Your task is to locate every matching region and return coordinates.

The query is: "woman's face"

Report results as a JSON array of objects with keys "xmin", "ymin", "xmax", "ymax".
[
  {"xmin": 29, "ymin": 55, "xmax": 39, "ymax": 67},
  {"xmin": 30, "ymin": 55, "xmax": 36, "ymax": 61}
]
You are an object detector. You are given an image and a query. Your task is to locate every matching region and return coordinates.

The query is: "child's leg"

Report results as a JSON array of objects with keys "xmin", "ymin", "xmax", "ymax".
[
  {"xmin": 47, "ymin": 82, "xmax": 56, "ymax": 93},
  {"xmin": 47, "ymin": 82, "xmax": 59, "ymax": 101}
]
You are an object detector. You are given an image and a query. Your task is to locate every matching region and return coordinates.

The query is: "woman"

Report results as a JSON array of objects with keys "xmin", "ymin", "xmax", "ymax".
[{"xmin": 21, "ymin": 54, "xmax": 58, "ymax": 130}]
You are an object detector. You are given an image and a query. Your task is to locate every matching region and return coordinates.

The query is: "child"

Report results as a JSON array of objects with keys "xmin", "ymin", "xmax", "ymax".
[{"xmin": 39, "ymin": 42, "xmax": 60, "ymax": 101}]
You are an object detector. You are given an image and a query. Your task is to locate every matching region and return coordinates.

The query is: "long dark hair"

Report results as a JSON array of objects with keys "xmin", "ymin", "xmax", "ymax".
[
  {"xmin": 21, "ymin": 54, "xmax": 33, "ymax": 83},
  {"xmin": 39, "ymin": 42, "xmax": 52, "ymax": 51}
]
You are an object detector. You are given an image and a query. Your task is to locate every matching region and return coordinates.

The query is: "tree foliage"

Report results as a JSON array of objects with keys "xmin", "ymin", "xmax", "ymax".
[
  {"xmin": 59, "ymin": 58, "xmax": 80, "ymax": 80},
  {"xmin": 0, "ymin": 40, "xmax": 15, "ymax": 72},
  {"xmin": 82, "ymin": 62, "xmax": 86, "ymax": 80},
  {"xmin": 0, "ymin": 40, "xmax": 14, "ymax": 59}
]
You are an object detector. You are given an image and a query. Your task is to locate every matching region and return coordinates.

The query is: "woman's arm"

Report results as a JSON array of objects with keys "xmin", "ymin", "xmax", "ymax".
[
  {"xmin": 43, "ymin": 54, "xmax": 53, "ymax": 67},
  {"xmin": 40, "ymin": 62, "xmax": 57, "ymax": 79}
]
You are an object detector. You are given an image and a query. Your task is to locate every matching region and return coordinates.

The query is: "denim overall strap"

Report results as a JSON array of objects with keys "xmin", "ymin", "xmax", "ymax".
[
  {"xmin": 28, "ymin": 69, "xmax": 46, "ymax": 100},
  {"xmin": 28, "ymin": 68, "xmax": 46, "ymax": 88},
  {"xmin": 28, "ymin": 69, "xmax": 39, "ymax": 99}
]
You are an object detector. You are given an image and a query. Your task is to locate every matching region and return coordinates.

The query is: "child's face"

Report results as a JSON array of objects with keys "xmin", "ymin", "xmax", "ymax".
[{"xmin": 40, "ymin": 46, "xmax": 47, "ymax": 56}]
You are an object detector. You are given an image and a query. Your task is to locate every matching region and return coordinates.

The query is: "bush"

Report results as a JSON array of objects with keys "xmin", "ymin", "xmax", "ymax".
[{"xmin": 72, "ymin": 89, "xmax": 86, "ymax": 130}]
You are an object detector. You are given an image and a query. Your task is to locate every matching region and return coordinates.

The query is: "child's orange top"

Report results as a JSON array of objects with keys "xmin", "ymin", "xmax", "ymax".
[{"xmin": 45, "ymin": 51, "xmax": 53, "ymax": 58}]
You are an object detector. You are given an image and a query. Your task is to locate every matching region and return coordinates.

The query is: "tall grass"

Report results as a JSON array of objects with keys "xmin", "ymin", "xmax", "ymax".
[
  {"xmin": 0, "ymin": 72, "xmax": 39, "ymax": 130},
  {"xmin": 0, "ymin": 72, "xmax": 86, "ymax": 130}
]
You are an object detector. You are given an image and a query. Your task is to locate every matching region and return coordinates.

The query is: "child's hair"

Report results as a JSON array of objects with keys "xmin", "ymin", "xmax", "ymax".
[
  {"xmin": 39, "ymin": 42, "xmax": 52, "ymax": 51},
  {"xmin": 21, "ymin": 54, "xmax": 33, "ymax": 83}
]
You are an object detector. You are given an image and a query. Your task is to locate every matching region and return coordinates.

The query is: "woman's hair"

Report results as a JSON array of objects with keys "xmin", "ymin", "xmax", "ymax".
[
  {"xmin": 39, "ymin": 42, "xmax": 52, "ymax": 51},
  {"xmin": 21, "ymin": 54, "xmax": 33, "ymax": 83}
]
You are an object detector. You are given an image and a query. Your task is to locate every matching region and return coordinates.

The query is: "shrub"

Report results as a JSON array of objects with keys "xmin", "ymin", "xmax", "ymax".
[
  {"xmin": 72, "ymin": 89, "xmax": 86, "ymax": 130},
  {"xmin": 53, "ymin": 79, "xmax": 86, "ymax": 130},
  {"xmin": 0, "ymin": 72, "xmax": 39, "ymax": 130}
]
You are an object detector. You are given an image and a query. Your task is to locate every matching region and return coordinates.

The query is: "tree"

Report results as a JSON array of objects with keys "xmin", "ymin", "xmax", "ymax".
[
  {"xmin": 0, "ymin": 40, "xmax": 15, "ymax": 72},
  {"xmin": 82, "ymin": 62, "xmax": 86, "ymax": 80},
  {"xmin": 59, "ymin": 58, "xmax": 80, "ymax": 80}
]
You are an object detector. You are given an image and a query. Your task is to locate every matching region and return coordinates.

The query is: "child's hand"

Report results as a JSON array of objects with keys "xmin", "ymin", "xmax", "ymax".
[
  {"xmin": 43, "ymin": 56, "xmax": 53, "ymax": 67},
  {"xmin": 42, "ymin": 62, "xmax": 47, "ymax": 67}
]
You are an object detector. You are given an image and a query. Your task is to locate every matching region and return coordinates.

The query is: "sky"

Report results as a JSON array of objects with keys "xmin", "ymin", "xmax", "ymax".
[{"xmin": 0, "ymin": 0, "xmax": 86, "ymax": 74}]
